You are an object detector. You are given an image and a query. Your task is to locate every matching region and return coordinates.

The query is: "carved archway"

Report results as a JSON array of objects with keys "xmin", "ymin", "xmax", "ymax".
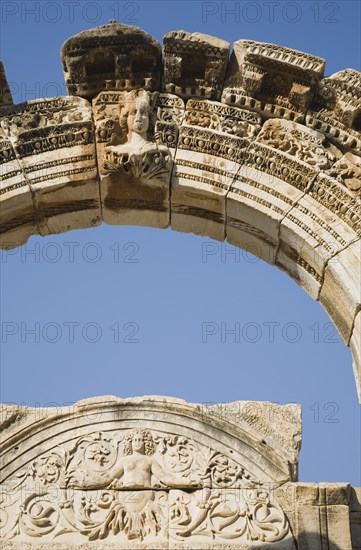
[{"xmin": 0, "ymin": 24, "xmax": 360, "ymax": 401}]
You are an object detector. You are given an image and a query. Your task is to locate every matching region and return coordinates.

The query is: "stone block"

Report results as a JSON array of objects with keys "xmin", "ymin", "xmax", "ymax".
[
  {"xmin": 223, "ymin": 40, "xmax": 325, "ymax": 121},
  {"xmin": 61, "ymin": 22, "xmax": 162, "ymax": 99},
  {"xmin": 319, "ymin": 239, "xmax": 361, "ymax": 344},
  {"xmin": 172, "ymin": 100, "xmax": 261, "ymax": 241},
  {"xmin": 93, "ymin": 91, "xmax": 184, "ymax": 228},
  {"xmin": 0, "ymin": 130, "xmax": 36, "ymax": 248},
  {"xmin": 278, "ymin": 171, "xmax": 360, "ymax": 300},
  {"xmin": 306, "ymin": 69, "xmax": 361, "ymax": 156},
  {"xmin": 1, "ymin": 96, "xmax": 101, "ymax": 238},
  {"xmin": 163, "ymin": 31, "xmax": 230, "ymax": 101},
  {"xmin": 227, "ymin": 119, "xmax": 327, "ymax": 266},
  {"xmin": 350, "ymin": 311, "xmax": 361, "ymax": 402}
]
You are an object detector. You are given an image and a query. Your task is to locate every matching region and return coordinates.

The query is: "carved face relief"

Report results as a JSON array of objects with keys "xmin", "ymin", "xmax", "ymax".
[
  {"xmin": 126, "ymin": 97, "xmax": 150, "ymax": 137},
  {"xmin": 123, "ymin": 428, "xmax": 155, "ymax": 456}
]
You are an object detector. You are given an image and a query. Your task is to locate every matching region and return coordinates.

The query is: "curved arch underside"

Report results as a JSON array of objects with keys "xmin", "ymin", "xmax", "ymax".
[{"xmin": 0, "ymin": 26, "xmax": 360, "ymax": 400}]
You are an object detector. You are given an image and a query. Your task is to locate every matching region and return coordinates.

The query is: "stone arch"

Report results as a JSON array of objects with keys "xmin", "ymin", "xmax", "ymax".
[{"xmin": 0, "ymin": 25, "xmax": 360, "ymax": 401}]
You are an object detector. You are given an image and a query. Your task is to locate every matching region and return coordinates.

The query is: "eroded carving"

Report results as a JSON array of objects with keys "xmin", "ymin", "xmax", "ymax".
[
  {"xmin": 1, "ymin": 425, "xmax": 297, "ymax": 546},
  {"xmin": 163, "ymin": 31, "xmax": 230, "ymax": 101},
  {"xmin": 170, "ymin": 488, "xmax": 294, "ymax": 547},
  {"xmin": 61, "ymin": 22, "xmax": 161, "ymax": 99},
  {"xmin": 222, "ymin": 40, "xmax": 325, "ymax": 121},
  {"xmin": 0, "ymin": 62, "xmax": 13, "ymax": 106},
  {"xmin": 256, "ymin": 119, "xmax": 338, "ymax": 169},
  {"xmin": 184, "ymin": 99, "xmax": 262, "ymax": 138},
  {"xmin": 96, "ymin": 89, "xmax": 172, "ymax": 184},
  {"xmin": 327, "ymin": 152, "xmax": 361, "ymax": 194},
  {"xmin": 306, "ymin": 69, "xmax": 361, "ymax": 154}
]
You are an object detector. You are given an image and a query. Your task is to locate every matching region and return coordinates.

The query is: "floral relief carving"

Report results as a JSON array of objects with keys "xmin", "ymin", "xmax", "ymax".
[
  {"xmin": 0, "ymin": 428, "xmax": 294, "ymax": 545},
  {"xmin": 256, "ymin": 119, "xmax": 337, "ymax": 169},
  {"xmin": 170, "ymin": 487, "xmax": 293, "ymax": 545},
  {"xmin": 327, "ymin": 152, "xmax": 361, "ymax": 194}
]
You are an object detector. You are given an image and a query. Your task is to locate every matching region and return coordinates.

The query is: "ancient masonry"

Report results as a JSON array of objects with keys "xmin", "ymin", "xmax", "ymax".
[{"xmin": 0, "ymin": 23, "xmax": 360, "ymax": 548}]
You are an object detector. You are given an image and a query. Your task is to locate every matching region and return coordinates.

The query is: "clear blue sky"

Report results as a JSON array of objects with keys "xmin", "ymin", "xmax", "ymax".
[{"xmin": 0, "ymin": 1, "xmax": 360, "ymax": 486}]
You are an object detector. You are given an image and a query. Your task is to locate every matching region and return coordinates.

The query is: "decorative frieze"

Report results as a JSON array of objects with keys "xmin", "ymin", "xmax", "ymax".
[
  {"xmin": 172, "ymin": 99, "xmax": 261, "ymax": 241},
  {"xmin": 226, "ymin": 119, "xmax": 332, "ymax": 265},
  {"xmin": 0, "ymin": 96, "xmax": 100, "ymax": 238},
  {"xmin": 0, "ymin": 396, "xmax": 357, "ymax": 549},
  {"xmin": 0, "ymin": 396, "xmax": 299, "ymax": 548},
  {"xmin": 0, "ymin": 127, "xmax": 36, "ymax": 247}
]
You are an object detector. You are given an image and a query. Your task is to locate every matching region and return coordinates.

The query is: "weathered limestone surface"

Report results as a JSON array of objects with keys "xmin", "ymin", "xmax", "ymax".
[
  {"xmin": 319, "ymin": 239, "xmax": 361, "ymax": 344},
  {"xmin": 163, "ymin": 31, "xmax": 230, "ymax": 101},
  {"xmin": 0, "ymin": 61, "xmax": 13, "ymax": 106},
  {"xmin": 93, "ymin": 89, "xmax": 183, "ymax": 228},
  {"xmin": 0, "ymin": 24, "xmax": 360, "ymax": 399},
  {"xmin": 306, "ymin": 69, "xmax": 361, "ymax": 156},
  {"xmin": 172, "ymin": 99, "xmax": 261, "ymax": 240},
  {"xmin": 0, "ymin": 128, "xmax": 36, "ymax": 247},
  {"xmin": 350, "ymin": 487, "xmax": 361, "ymax": 549},
  {"xmin": 0, "ymin": 396, "xmax": 300, "ymax": 548},
  {"xmin": 0, "ymin": 96, "xmax": 101, "ymax": 242},
  {"xmin": 227, "ymin": 118, "xmax": 334, "ymax": 267},
  {"xmin": 350, "ymin": 311, "xmax": 361, "ymax": 402},
  {"xmin": 0, "ymin": 396, "xmax": 358, "ymax": 549},
  {"xmin": 61, "ymin": 22, "xmax": 162, "ymax": 99},
  {"xmin": 222, "ymin": 40, "xmax": 326, "ymax": 122},
  {"xmin": 277, "ymin": 151, "xmax": 360, "ymax": 299}
]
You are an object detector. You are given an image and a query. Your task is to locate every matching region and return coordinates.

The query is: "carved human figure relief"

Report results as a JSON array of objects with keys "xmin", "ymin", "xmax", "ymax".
[
  {"xmin": 95, "ymin": 89, "xmax": 172, "ymax": 184},
  {"xmin": 67, "ymin": 429, "xmax": 201, "ymax": 490},
  {"xmin": 0, "ymin": 398, "xmax": 299, "ymax": 547}
]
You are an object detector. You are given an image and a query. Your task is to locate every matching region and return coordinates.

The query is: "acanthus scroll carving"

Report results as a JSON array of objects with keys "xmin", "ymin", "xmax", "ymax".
[
  {"xmin": 0, "ymin": 428, "xmax": 294, "ymax": 545},
  {"xmin": 170, "ymin": 487, "xmax": 292, "ymax": 544}
]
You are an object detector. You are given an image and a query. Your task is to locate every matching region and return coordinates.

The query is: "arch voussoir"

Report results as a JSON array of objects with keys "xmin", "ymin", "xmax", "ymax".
[
  {"xmin": 276, "ymin": 168, "xmax": 361, "ymax": 300},
  {"xmin": 350, "ymin": 311, "xmax": 361, "ymax": 401},
  {"xmin": 171, "ymin": 99, "xmax": 261, "ymax": 241},
  {"xmin": 0, "ymin": 96, "xmax": 101, "ymax": 248},
  {"xmin": 319, "ymin": 239, "xmax": 361, "ymax": 345}
]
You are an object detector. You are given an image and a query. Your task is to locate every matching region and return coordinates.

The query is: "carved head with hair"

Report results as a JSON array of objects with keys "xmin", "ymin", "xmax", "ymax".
[
  {"xmin": 118, "ymin": 90, "xmax": 157, "ymax": 143},
  {"xmin": 123, "ymin": 429, "xmax": 155, "ymax": 456}
]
